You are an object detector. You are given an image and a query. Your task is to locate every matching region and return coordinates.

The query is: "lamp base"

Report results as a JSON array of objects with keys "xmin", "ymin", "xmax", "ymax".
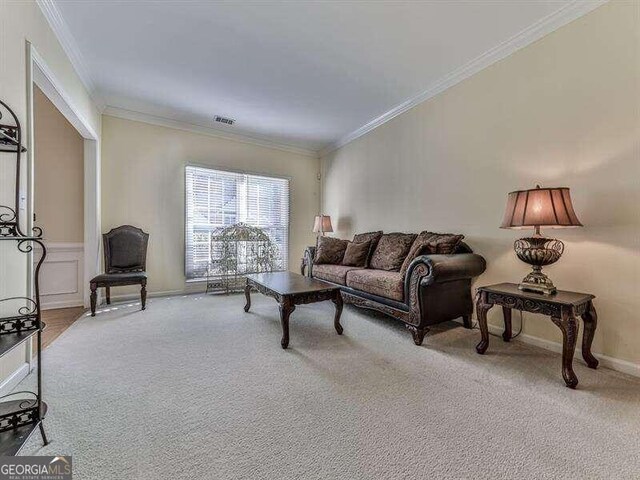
[{"xmin": 518, "ymin": 266, "xmax": 557, "ymax": 295}]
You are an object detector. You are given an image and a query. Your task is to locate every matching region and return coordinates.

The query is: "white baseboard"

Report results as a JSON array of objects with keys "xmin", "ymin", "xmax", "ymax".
[
  {"xmin": 483, "ymin": 323, "xmax": 640, "ymax": 378},
  {"xmin": 108, "ymin": 282, "xmax": 205, "ymax": 303},
  {"xmin": 0, "ymin": 363, "xmax": 31, "ymax": 398},
  {"xmin": 41, "ymin": 299, "xmax": 85, "ymax": 310}
]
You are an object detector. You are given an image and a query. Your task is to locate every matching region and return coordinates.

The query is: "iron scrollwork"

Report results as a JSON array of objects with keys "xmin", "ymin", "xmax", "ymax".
[
  {"xmin": 486, "ymin": 292, "xmax": 561, "ymax": 317},
  {"xmin": 0, "ymin": 297, "xmax": 39, "ymax": 333},
  {"xmin": 0, "ymin": 392, "xmax": 39, "ymax": 434},
  {"xmin": 0, "ymin": 99, "xmax": 49, "ymax": 448}
]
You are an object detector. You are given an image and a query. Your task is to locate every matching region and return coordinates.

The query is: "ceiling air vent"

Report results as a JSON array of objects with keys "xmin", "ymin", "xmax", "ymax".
[{"xmin": 214, "ymin": 115, "xmax": 235, "ymax": 126}]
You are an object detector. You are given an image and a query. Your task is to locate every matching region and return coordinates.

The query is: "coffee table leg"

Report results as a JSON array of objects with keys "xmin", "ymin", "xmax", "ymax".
[
  {"xmin": 581, "ymin": 301, "xmax": 599, "ymax": 369},
  {"xmin": 244, "ymin": 284, "xmax": 252, "ymax": 312},
  {"xmin": 332, "ymin": 291, "xmax": 344, "ymax": 335},
  {"xmin": 279, "ymin": 297, "xmax": 295, "ymax": 349},
  {"xmin": 551, "ymin": 312, "xmax": 579, "ymax": 389}
]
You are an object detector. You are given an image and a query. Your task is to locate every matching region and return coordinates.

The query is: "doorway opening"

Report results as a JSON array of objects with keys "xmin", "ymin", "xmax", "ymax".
[{"xmin": 33, "ymin": 85, "xmax": 86, "ymax": 345}]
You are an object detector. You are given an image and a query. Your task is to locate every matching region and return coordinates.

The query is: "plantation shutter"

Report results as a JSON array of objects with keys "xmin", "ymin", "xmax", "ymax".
[{"xmin": 185, "ymin": 166, "xmax": 289, "ymax": 280}]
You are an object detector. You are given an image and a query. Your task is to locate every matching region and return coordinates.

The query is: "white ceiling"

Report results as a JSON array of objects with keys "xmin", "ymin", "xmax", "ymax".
[{"xmin": 46, "ymin": 0, "xmax": 602, "ymax": 154}]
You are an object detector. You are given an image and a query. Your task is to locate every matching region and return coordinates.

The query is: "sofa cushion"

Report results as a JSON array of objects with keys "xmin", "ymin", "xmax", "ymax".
[
  {"xmin": 369, "ymin": 233, "xmax": 417, "ymax": 271},
  {"xmin": 400, "ymin": 231, "xmax": 465, "ymax": 275},
  {"xmin": 352, "ymin": 231, "xmax": 383, "ymax": 267},
  {"xmin": 314, "ymin": 236, "xmax": 348, "ymax": 264},
  {"xmin": 313, "ymin": 264, "xmax": 361, "ymax": 285},
  {"xmin": 346, "ymin": 269, "xmax": 404, "ymax": 302},
  {"xmin": 342, "ymin": 240, "xmax": 371, "ymax": 267}
]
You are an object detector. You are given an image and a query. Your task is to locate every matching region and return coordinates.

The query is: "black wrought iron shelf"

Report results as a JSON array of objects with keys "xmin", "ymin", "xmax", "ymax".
[
  {"xmin": 0, "ymin": 326, "xmax": 43, "ymax": 358},
  {"xmin": 0, "ymin": 99, "xmax": 49, "ymax": 454},
  {"xmin": 0, "ymin": 399, "xmax": 48, "ymax": 456},
  {"xmin": 0, "ymin": 124, "xmax": 26, "ymax": 153},
  {"xmin": 0, "ymin": 236, "xmax": 43, "ymax": 241}
]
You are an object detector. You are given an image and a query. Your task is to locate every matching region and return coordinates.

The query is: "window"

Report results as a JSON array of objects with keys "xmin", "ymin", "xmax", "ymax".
[{"xmin": 185, "ymin": 165, "xmax": 289, "ymax": 280}]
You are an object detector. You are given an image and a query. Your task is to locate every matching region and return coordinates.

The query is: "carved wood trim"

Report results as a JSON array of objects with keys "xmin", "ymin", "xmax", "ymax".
[
  {"xmin": 342, "ymin": 291, "xmax": 410, "ymax": 323},
  {"xmin": 486, "ymin": 292, "xmax": 561, "ymax": 317},
  {"xmin": 246, "ymin": 279, "xmax": 283, "ymax": 303},
  {"xmin": 407, "ymin": 263, "xmax": 429, "ymax": 325},
  {"xmin": 290, "ymin": 289, "xmax": 337, "ymax": 306}
]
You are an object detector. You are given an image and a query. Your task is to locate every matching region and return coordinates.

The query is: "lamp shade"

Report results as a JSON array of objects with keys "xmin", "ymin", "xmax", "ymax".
[
  {"xmin": 313, "ymin": 215, "xmax": 333, "ymax": 233},
  {"xmin": 500, "ymin": 185, "xmax": 583, "ymax": 229}
]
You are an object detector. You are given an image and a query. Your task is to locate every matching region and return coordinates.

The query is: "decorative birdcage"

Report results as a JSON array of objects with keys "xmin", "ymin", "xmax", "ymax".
[{"xmin": 206, "ymin": 222, "xmax": 279, "ymax": 294}]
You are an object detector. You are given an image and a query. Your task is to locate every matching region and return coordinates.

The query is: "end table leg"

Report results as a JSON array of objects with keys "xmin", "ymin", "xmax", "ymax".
[
  {"xmin": 581, "ymin": 301, "xmax": 599, "ymax": 369},
  {"xmin": 551, "ymin": 312, "xmax": 579, "ymax": 389},
  {"xmin": 502, "ymin": 306, "xmax": 512, "ymax": 342},
  {"xmin": 332, "ymin": 291, "xmax": 344, "ymax": 335},
  {"xmin": 279, "ymin": 298, "xmax": 295, "ymax": 349},
  {"xmin": 244, "ymin": 283, "xmax": 252, "ymax": 312},
  {"xmin": 475, "ymin": 292, "xmax": 492, "ymax": 354}
]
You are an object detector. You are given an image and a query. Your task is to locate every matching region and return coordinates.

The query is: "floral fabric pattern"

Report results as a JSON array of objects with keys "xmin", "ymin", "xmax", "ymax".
[
  {"xmin": 314, "ymin": 236, "xmax": 348, "ymax": 264},
  {"xmin": 369, "ymin": 233, "xmax": 417, "ymax": 271},
  {"xmin": 352, "ymin": 231, "xmax": 383, "ymax": 267},
  {"xmin": 400, "ymin": 231, "xmax": 465, "ymax": 275},
  {"xmin": 346, "ymin": 269, "xmax": 404, "ymax": 301},
  {"xmin": 342, "ymin": 240, "xmax": 371, "ymax": 267},
  {"xmin": 313, "ymin": 264, "xmax": 361, "ymax": 285}
]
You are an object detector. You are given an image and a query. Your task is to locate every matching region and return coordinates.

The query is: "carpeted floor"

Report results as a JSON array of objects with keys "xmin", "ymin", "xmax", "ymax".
[{"xmin": 19, "ymin": 293, "xmax": 640, "ymax": 479}]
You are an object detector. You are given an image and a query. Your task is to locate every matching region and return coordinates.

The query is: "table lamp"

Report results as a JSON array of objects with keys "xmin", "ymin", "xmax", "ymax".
[
  {"xmin": 313, "ymin": 215, "xmax": 333, "ymax": 236},
  {"xmin": 500, "ymin": 185, "xmax": 583, "ymax": 294}
]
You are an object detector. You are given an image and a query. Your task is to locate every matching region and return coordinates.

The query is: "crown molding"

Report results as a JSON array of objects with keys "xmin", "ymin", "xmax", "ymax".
[
  {"xmin": 36, "ymin": 0, "xmax": 105, "ymax": 111},
  {"xmin": 103, "ymin": 106, "xmax": 319, "ymax": 158},
  {"xmin": 320, "ymin": 0, "xmax": 608, "ymax": 157}
]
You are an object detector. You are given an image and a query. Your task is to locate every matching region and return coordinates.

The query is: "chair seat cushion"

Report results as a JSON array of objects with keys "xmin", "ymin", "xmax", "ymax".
[
  {"xmin": 313, "ymin": 264, "xmax": 361, "ymax": 285},
  {"xmin": 346, "ymin": 269, "xmax": 404, "ymax": 302},
  {"xmin": 91, "ymin": 272, "xmax": 147, "ymax": 286}
]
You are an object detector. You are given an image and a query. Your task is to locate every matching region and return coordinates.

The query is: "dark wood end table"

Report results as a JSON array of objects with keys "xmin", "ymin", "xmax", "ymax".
[
  {"xmin": 244, "ymin": 272, "xmax": 343, "ymax": 349},
  {"xmin": 475, "ymin": 283, "xmax": 598, "ymax": 389}
]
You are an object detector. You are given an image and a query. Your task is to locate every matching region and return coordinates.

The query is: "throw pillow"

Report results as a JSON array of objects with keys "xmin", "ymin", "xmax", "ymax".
[
  {"xmin": 400, "ymin": 231, "xmax": 465, "ymax": 275},
  {"xmin": 369, "ymin": 232, "xmax": 417, "ymax": 271},
  {"xmin": 352, "ymin": 231, "xmax": 383, "ymax": 267},
  {"xmin": 314, "ymin": 236, "xmax": 348, "ymax": 264},
  {"xmin": 342, "ymin": 240, "xmax": 371, "ymax": 267}
]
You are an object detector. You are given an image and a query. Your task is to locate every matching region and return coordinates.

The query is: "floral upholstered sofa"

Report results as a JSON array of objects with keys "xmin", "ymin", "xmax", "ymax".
[{"xmin": 302, "ymin": 231, "xmax": 486, "ymax": 345}]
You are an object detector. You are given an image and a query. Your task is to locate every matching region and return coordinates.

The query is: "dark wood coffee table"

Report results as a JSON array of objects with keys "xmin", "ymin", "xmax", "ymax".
[{"xmin": 244, "ymin": 272, "xmax": 343, "ymax": 349}]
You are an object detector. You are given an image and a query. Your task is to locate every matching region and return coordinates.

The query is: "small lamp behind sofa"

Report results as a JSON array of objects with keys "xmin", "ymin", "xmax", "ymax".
[{"xmin": 313, "ymin": 215, "xmax": 333, "ymax": 236}]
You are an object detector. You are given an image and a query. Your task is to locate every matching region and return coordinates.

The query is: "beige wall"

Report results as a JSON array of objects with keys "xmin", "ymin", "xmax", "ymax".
[
  {"xmin": 34, "ymin": 86, "xmax": 84, "ymax": 242},
  {"xmin": 321, "ymin": 2, "xmax": 640, "ymax": 365},
  {"xmin": 0, "ymin": 1, "xmax": 101, "ymax": 378},
  {"xmin": 101, "ymin": 115, "xmax": 320, "ymax": 295}
]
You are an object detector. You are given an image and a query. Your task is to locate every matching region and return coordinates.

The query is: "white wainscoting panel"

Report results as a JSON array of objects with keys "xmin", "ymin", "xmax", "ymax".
[{"xmin": 35, "ymin": 242, "xmax": 84, "ymax": 310}]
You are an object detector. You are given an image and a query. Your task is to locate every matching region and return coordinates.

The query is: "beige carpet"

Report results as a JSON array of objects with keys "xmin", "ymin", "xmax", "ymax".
[{"xmin": 20, "ymin": 293, "xmax": 640, "ymax": 479}]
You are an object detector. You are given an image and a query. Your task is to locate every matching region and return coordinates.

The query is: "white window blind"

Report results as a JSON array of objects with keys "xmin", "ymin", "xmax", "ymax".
[{"xmin": 185, "ymin": 166, "xmax": 289, "ymax": 280}]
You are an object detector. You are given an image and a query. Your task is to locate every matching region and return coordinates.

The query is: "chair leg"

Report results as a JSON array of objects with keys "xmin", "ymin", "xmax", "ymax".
[
  {"xmin": 90, "ymin": 282, "xmax": 97, "ymax": 317},
  {"xmin": 105, "ymin": 286, "xmax": 111, "ymax": 305},
  {"xmin": 141, "ymin": 280, "xmax": 147, "ymax": 310}
]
